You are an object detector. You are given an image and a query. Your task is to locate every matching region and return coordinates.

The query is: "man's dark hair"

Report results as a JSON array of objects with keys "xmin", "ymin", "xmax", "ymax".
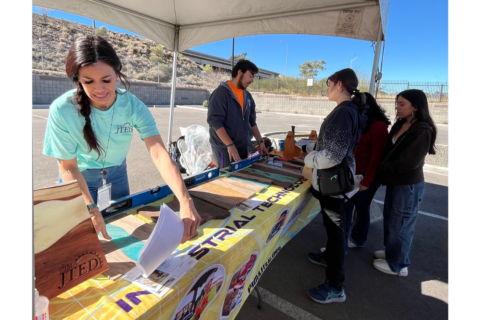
[{"xmin": 232, "ymin": 60, "xmax": 259, "ymax": 78}]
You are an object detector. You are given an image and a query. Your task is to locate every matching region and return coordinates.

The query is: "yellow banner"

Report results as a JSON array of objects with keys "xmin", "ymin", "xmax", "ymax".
[{"xmin": 49, "ymin": 178, "xmax": 320, "ymax": 320}]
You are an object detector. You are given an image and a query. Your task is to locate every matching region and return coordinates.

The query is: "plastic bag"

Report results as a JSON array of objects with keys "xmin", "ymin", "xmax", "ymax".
[{"xmin": 179, "ymin": 125, "xmax": 212, "ymax": 175}]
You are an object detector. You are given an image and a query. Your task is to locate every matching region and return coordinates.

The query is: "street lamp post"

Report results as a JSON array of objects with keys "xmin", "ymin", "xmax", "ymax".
[
  {"xmin": 39, "ymin": 38, "xmax": 44, "ymax": 72},
  {"xmin": 350, "ymin": 56, "xmax": 361, "ymax": 69},
  {"xmin": 280, "ymin": 41, "xmax": 288, "ymax": 76}
]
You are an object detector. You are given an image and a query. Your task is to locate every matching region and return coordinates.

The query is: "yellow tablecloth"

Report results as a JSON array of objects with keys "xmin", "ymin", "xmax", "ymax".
[{"xmin": 49, "ymin": 178, "xmax": 320, "ymax": 320}]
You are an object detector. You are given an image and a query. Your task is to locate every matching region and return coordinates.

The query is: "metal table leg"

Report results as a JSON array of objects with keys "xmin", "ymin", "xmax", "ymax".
[{"xmin": 254, "ymin": 286, "xmax": 263, "ymax": 310}]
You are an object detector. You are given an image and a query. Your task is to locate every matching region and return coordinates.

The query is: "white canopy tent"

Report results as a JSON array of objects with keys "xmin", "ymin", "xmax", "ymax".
[{"xmin": 33, "ymin": 0, "xmax": 389, "ymax": 151}]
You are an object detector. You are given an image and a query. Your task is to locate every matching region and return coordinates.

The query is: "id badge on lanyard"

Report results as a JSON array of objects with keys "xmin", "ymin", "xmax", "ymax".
[{"xmin": 97, "ymin": 182, "xmax": 112, "ymax": 211}]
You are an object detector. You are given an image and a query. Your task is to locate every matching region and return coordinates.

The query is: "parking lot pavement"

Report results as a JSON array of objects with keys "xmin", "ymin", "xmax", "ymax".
[{"xmin": 33, "ymin": 106, "xmax": 448, "ymax": 320}]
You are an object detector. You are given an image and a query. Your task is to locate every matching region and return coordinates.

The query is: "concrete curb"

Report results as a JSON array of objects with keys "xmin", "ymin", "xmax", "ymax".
[{"xmin": 423, "ymin": 164, "xmax": 448, "ymax": 176}]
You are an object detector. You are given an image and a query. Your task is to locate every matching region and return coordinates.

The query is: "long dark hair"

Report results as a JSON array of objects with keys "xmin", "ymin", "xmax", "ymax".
[
  {"xmin": 396, "ymin": 89, "xmax": 437, "ymax": 154},
  {"xmin": 65, "ymin": 35, "xmax": 130, "ymax": 157},
  {"xmin": 327, "ymin": 68, "xmax": 367, "ymax": 114},
  {"xmin": 363, "ymin": 92, "xmax": 391, "ymax": 133}
]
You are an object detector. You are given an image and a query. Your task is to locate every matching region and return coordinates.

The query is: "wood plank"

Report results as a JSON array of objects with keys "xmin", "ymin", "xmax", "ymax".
[
  {"xmin": 200, "ymin": 181, "xmax": 253, "ymax": 200},
  {"xmin": 35, "ymin": 219, "xmax": 109, "ymax": 299},
  {"xmin": 242, "ymin": 168, "xmax": 298, "ymax": 188},
  {"xmin": 34, "ymin": 180, "xmax": 81, "ymax": 205},
  {"xmin": 275, "ymin": 161, "xmax": 304, "ymax": 171},
  {"xmin": 214, "ymin": 177, "xmax": 265, "ymax": 193},
  {"xmin": 189, "ymin": 185, "xmax": 243, "ymax": 209},
  {"xmin": 137, "ymin": 197, "xmax": 231, "ymax": 224},
  {"xmin": 228, "ymin": 176, "xmax": 271, "ymax": 190},
  {"xmin": 230, "ymin": 172, "xmax": 273, "ymax": 185},
  {"xmin": 251, "ymin": 163, "xmax": 303, "ymax": 179},
  {"xmin": 99, "ymin": 239, "xmax": 136, "ymax": 280}
]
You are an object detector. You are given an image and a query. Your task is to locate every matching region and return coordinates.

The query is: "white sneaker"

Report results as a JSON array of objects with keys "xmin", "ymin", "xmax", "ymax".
[
  {"xmin": 348, "ymin": 239, "xmax": 362, "ymax": 248},
  {"xmin": 374, "ymin": 250, "xmax": 386, "ymax": 260},
  {"xmin": 373, "ymin": 260, "xmax": 408, "ymax": 276}
]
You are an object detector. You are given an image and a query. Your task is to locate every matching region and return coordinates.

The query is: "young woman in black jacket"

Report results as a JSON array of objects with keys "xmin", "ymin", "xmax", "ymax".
[
  {"xmin": 304, "ymin": 68, "xmax": 367, "ymax": 304},
  {"xmin": 374, "ymin": 89, "xmax": 437, "ymax": 276}
]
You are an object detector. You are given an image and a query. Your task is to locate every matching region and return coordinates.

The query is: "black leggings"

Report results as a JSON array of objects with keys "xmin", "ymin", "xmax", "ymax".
[{"xmin": 318, "ymin": 194, "xmax": 346, "ymax": 289}]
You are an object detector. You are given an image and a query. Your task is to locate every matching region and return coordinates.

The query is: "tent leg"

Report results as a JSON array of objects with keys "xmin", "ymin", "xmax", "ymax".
[
  {"xmin": 369, "ymin": 20, "xmax": 383, "ymax": 95},
  {"xmin": 167, "ymin": 26, "xmax": 180, "ymax": 155},
  {"xmin": 254, "ymin": 286, "xmax": 263, "ymax": 310}
]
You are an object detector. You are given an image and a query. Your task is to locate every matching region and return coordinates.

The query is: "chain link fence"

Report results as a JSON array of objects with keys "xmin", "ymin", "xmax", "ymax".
[{"xmin": 249, "ymin": 77, "xmax": 448, "ymax": 103}]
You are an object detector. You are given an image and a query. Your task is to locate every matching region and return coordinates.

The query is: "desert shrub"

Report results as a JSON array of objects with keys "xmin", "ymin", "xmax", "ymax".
[
  {"xmin": 151, "ymin": 45, "xmax": 164, "ymax": 59},
  {"xmin": 95, "ymin": 26, "xmax": 108, "ymax": 37},
  {"xmin": 204, "ymin": 64, "xmax": 213, "ymax": 72}
]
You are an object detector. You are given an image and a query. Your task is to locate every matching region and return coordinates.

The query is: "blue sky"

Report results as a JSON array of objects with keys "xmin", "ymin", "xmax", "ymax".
[{"xmin": 32, "ymin": 0, "xmax": 448, "ymax": 82}]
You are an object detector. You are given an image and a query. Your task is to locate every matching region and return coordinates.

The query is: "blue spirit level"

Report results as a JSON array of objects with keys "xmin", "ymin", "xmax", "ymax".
[{"xmin": 101, "ymin": 167, "xmax": 220, "ymax": 219}]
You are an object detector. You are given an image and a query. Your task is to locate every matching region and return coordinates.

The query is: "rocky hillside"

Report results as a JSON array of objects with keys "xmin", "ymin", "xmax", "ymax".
[{"xmin": 32, "ymin": 13, "xmax": 219, "ymax": 87}]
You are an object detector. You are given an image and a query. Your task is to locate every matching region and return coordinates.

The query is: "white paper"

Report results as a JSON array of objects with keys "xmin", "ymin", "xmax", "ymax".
[
  {"xmin": 136, "ymin": 204, "xmax": 184, "ymax": 278},
  {"xmin": 124, "ymin": 254, "xmax": 198, "ymax": 298},
  {"xmin": 295, "ymin": 139, "xmax": 316, "ymax": 147},
  {"xmin": 236, "ymin": 197, "xmax": 264, "ymax": 213}
]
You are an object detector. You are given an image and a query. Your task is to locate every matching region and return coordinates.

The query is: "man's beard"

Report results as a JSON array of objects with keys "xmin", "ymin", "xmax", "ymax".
[{"xmin": 237, "ymin": 74, "xmax": 247, "ymax": 90}]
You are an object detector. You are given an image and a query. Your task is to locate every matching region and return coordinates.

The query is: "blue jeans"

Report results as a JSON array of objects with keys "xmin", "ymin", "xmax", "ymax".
[
  {"xmin": 382, "ymin": 182, "xmax": 425, "ymax": 272},
  {"xmin": 344, "ymin": 180, "xmax": 381, "ymax": 252},
  {"xmin": 58, "ymin": 159, "xmax": 130, "ymax": 204}
]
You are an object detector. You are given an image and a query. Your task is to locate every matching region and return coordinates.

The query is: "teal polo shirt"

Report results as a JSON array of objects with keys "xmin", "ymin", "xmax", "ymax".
[{"xmin": 43, "ymin": 89, "xmax": 160, "ymax": 171}]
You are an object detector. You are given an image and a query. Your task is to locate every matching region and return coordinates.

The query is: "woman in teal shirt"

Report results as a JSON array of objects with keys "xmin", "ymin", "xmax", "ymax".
[{"xmin": 43, "ymin": 35, "xmax": 200, "ymax": 242}]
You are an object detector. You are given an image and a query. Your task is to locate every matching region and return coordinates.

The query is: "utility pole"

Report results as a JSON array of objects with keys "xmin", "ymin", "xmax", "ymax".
[
  {"xmin": 39, "ymin": 38, "xmax": 44, "ymax": 72},
  {"xmin": 280, "ymin": 41, "xmax": 288, "ymax": 76},
  {"xmin": 350, "ymin": 56, "xmax": 361, "ymax": 69}
]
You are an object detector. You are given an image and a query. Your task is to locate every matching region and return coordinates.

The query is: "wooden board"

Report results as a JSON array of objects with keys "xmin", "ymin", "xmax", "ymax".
[
  {"xmin": 228, "ymin": 176, "xmax": 271, "ymax": 190},
  {"xmin": 275, "ymin": 161, "xmax": 304, "ymax": 171},
  {"xmin": 34, "ymin": 180, "xmax": 81, "ymax": 205},
  {"xmin": 35, "ymin": 218, "xmax": 110, "ymax": 299},
  {"xmin": 99, "ymin": 213, "xmax": 155, "ymax": 280},
  {"xmin": 242, "ymin": 168, "xmax": 299, "ymax": 188},
  {"xmin": 251, "ymin": 163, "xmax": 304, "ymax": 179},
  {"xmin": 210, "ymin": 177, "xmax": 264, "ymax": 194},
  {"xmin": 189, "ymin": 183, "xmax": 246, "ymax": 209},
  {"xmin": 230, "ymin": 172, "xmax": 273, "ymax": 185},
  {"xmin": 137, "ymin": 196, "xmax": 231, "ymax": 224}
]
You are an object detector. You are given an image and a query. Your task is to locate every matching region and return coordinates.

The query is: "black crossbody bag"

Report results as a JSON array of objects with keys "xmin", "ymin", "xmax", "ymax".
[{"xmin": 314, "ymin": 108, "xmax": 361, "ymax": 199}]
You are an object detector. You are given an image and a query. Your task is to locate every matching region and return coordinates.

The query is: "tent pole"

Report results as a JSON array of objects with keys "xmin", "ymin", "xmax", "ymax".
[
  {"xmin": 167, "ymin": 26, "xmax": 180, "ymax": 155},
  {"xmin": 231, "ymin": 38, "xmax": 235, "ymax": 71},
  {"xmin": 369, "ymin": 20, "xmax": 383, "ymax": 95}
]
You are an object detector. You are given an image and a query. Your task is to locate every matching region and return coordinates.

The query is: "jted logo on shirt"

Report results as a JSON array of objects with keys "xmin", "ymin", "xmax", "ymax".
[{"xmin": 115, "ymin": 122, "xmax": 133, "ymax": 134}]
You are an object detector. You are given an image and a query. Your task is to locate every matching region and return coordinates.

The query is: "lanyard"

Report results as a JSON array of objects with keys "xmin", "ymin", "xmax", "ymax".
[{"xmin": 91, "ymin": 106, "xmax": 115, "ymax": 186}]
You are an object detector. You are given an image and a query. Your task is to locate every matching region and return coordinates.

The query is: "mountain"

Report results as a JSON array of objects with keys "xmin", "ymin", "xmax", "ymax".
[{"xmin": 32, "ymin": 13, "xmax": 219, "ymax": 87}]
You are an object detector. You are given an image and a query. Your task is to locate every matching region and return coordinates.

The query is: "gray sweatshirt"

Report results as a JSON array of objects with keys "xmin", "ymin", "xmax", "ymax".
[{"xmin": 207, "ymin": 81, "xmax": 257, "ymax": 152}]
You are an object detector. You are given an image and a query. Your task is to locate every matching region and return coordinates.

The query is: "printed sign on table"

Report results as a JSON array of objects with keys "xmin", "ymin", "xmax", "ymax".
[
  {"xmin": 221, "ymin": 252, "xmax": 259, "ymax": 318},
  {"xmin": 172, "ymin": 264, "xmax": 225, "ymax": 320},
  {"xmin": 265, "ymin": 208, "xmax": 290, "ymax": 245}
]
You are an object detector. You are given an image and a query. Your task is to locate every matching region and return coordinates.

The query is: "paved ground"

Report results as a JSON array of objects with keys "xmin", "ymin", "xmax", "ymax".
[
  {"xmin": 32, "ymin": 106, "xmax": 448, "ymax": 191},
  {"xmin": 32, "ymin": 106, "xmax": 448, "ymax": 320}
]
